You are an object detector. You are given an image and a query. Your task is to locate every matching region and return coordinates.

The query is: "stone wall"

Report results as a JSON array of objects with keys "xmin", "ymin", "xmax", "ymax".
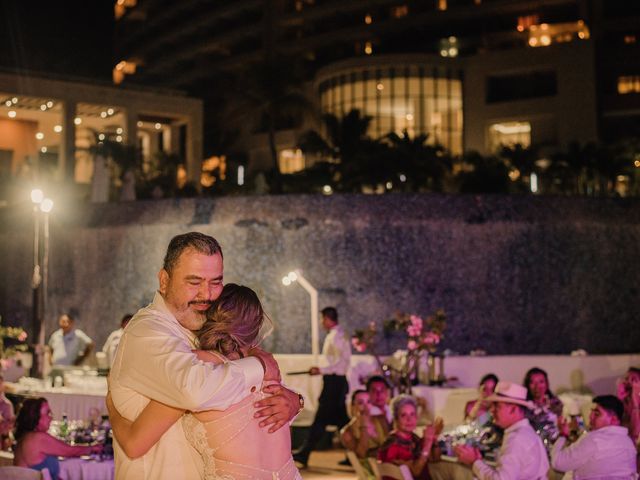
[{"xmin": 1, "ymin": 194, "xmax": 639, "ymax": 355}]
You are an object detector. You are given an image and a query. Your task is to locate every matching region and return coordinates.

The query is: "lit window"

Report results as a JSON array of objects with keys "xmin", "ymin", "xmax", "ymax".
[
  {"xmin": 390, "ymin": 5, "xmax": 408, "ymax": 18},
  {"xmin": 618, "ymin": 76, "xmax": 640, "ymax": 94},
  {"xmin": 528, "ymin": 21, "xmax": 590, "ymax": 48},
  {"xmin": 114, "ymin": 0, "xmax": 137, "ymax": 20},
  {"xmin": 112, "ymin": 60, "xmax": 138, "ymax": 85},
  {"xmin": 279, "ymin": 149, "xmax": 305, "ymax": 174},
  {"xmin": 364, "ymin": 42, "xmax": 373, "ymax": 55},
  {"xmin": 624, "ymin": 35, "xmax": 637, "ymax": 45},
  {"xmin": 440, "ymin": 37, "xmax": 458, "ymax": 57},
  {"xmin": 201, "ymin": 156, "xmax": 227, "ymax": 187},
  {"xmin": 437, "ymin": 0, "xmax": 447, "ymax": 11},
  {"xmin": 364, "ymin": 14, "xmax": 372, "ymax": 24},
  {"xmin": 488, "ymin": 122, "xmax": 531, "ymax": 151}
]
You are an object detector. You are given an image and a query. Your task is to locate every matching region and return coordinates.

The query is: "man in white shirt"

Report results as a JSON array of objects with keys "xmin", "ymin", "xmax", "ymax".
[
  {"xmin": 101, "ymin": 314, "xmax": 132, "ymax": 366},
  {"xmin": 455, "ymin": 381, "xmax": 549, "ymax": 480},
  {"xmin": 110, "ymin": 232, "xmax": 300, "ymax": 479},
  {"xmin": 551, "ymin": 394, "xmax": 637, "ymax": 478},
  {"xmin": 48, "ymin": 313, "xmax": 94, "ymax": 366},
  {"xmin": 294, "ymin": 306, "xmax": 351, "ymax": 467}
]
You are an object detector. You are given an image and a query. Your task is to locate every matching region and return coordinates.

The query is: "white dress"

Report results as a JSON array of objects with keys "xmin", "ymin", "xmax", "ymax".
[{"xmin": 182, "ymin": 353, "xmax": 301, "ymax": 480}]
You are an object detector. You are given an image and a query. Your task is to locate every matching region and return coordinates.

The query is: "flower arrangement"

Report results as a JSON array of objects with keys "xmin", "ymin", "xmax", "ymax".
[
  {"xmin": 352, "ymin": 309, "xmax": 447, "ymax": 392},
  {"xmin": 0, "ymin": 316, "xmax": 28, "ymax": 370}
]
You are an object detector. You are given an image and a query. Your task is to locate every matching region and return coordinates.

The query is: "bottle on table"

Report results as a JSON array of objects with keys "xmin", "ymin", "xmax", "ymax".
[{"xmin": 59, "ymin": 414, "xmax": 69, "ymax": 439}]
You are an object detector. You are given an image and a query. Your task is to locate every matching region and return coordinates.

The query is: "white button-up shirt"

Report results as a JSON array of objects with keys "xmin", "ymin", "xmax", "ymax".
[
  {"xmin": 110, "ymin": 292, "xmax": 264, "ymax": 480},
  {"xmin": 551, "ymin": 425, "xmax": 637, "ymax": 479},
  {"xmin": 48, "ymin": 328, "xmax": 93, "ymax": 365},
  {"xmin": 102, "ymin": 327, "xmax": 124, "ymax": 366},
  {"xmin": 319, "ymin": 324, "xmax": 351, "ymax": 376},
  {"xmin": 473, "ymin": 418, "xmax": 549, "ymax": 480}
]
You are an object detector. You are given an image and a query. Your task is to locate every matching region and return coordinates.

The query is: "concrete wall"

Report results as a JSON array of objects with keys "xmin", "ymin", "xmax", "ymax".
[{"xmin": 1, "ymin": 194, "xmax": 639, "ymax": 356}]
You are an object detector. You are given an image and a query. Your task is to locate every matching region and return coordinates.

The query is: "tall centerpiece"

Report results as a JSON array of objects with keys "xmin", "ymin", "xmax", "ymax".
[
  {"xmin": 352, "ymin": 309, "xmax": 447, "ymax": 393},
  {"xmin": 0, "ymin": 316, "xmax": 28, "ymax": 371}
]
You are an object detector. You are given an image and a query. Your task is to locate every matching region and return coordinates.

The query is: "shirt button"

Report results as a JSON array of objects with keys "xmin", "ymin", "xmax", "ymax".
[{"xmin": 251, "ymin": 386, "xmax": 257, "ymax": 393}]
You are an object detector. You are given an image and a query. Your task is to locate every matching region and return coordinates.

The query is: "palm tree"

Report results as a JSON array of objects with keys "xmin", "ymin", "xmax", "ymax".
[{"xmin": 225, "ymin": 58, "xmax": 316, "ymax": 193}]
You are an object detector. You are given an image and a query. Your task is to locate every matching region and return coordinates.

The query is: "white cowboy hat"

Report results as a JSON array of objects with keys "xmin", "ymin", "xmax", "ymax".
[{"xmin": 485, "ymin": 381, "xmax": 535, "ymax": 409}]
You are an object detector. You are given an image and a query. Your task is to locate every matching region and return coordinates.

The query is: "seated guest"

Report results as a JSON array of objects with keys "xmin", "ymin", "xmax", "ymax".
[
  {"xmin": 367, "ymin": 375, "xmax": 393, "ymax": 428},
  {"xmin": 524, "ymin": 367, "xmax": 563, "ymax": 444},
  {"xmin": 102, "ymin": 313, "xmax": 132, "ymax": 366},
  {"xmin": 465, "ymin": 373, "xmax": 499, "ymax": 422},
  {"xmin": 551, "ymin": 395, "xmax": 636, "ymax": 478},
  {"xmin": 341, "ymin": 389, "xmax": 390, "ymax": 461},
  {"xmin": 377, "ymin": 395, "xmax": 440, "ymax": 480},
  {"xmin": 0, "ymin": 374, "xmax": 15, "ymax": 450},
  {"xmin": 616, "ymin": 366, "xmax": 640, "ymax": 443},
  {"xmin": 455, "ymin": 381, "xmax": 549, "ymax": 479},
  {"xmin": 13, "ymin": 397, "xmax": 103, "ymax": 479},
  {"xmin": 48, "ymin": 313, "xmax": 94, "ymax": 366}
]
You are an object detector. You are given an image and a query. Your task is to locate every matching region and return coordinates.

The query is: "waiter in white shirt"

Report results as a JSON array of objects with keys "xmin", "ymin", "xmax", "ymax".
[
  {"xmin": 294, "ymin": 306, "xmax": 351, "ymax": 468},
  {"xmin": 109, "ymin": 232, "xmax": 300, "ymax": 480}
]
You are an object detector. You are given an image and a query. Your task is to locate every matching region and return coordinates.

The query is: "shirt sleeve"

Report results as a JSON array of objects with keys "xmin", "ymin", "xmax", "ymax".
[
  {"xmin": 551, "ymin": 435, "xmax": 596, "ymax": 472},
  {"xmin": 113, "ymin": 318, "xmax": 264, "ymax": 412},
  {"xmin": 472, "ymin": 431, "xmax": 525, "ymax": 480},
  {"xmin": 76, "ymin": 329, "xmax": 94, "ymax": 347}
]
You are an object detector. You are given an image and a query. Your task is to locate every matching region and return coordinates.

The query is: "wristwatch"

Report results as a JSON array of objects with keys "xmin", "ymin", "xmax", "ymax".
[{"xmin": 297, "ymin": 393, "xmax": 305, "ymax": 413}]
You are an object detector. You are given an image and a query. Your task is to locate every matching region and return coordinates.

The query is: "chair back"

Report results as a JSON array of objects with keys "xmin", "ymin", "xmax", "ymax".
[
  {"xmin": 0, "ymin": 466, "xmax": 44, "ymax": 479},
  {"xmin": 375, "ymin": 461, "xmax": 414, "ymax": 480},
  {"xmin": 367, "ymin": 457, "xmax": 381, "ymax": 479},
  {"xmin": 346, "ymin": 450, "xmax": 370, "ymax": 480}
]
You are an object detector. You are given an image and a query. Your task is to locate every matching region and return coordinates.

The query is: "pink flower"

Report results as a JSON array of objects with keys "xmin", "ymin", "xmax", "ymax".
[
  {"xmin": 407, "ymin": 340, "xmax": 418, "ymax": 351},
  {"xmin": 422, "ymin": 332, "xmax": 440, "ymax": 345},
  {"xmin": 410, "ymin": 315, "xmax": 423, "ymax": 329},
  {"xmin": 356, "ymin": 343, "xmax": 367, "ymax": 353},
  {"xmin": 18, "ymin": 331, "xmax": 27, "ymax": 342},
  {"xmin": 407, "ymin": 325, "xmax": 421, "ymax": 337}
]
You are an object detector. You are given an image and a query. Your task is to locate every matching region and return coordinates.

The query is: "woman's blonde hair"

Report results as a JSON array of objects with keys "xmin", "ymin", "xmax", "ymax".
[{"xmin": 197, "ymin": 283, "xmax": 265, "ymax": 357}]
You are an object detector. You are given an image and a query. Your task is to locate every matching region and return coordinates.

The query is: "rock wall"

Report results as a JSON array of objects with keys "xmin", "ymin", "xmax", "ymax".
[{"xmin": 1, "ymin": 194, "xmax": 639, "ymax": 355}]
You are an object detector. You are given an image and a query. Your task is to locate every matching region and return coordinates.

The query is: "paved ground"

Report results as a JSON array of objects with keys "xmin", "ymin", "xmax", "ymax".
[{"xmin": 299, "ymin": 449, "xmax": 358, "ymax": 480}]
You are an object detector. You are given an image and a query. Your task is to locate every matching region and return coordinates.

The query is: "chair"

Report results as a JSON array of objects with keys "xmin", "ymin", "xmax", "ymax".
[
  {"xmin": 346, "ymin": 450, "xmax": 370, "ymax": 480},
  {"xmin": 368, "ymin": 459, "xmax": 414, "ymax": 480},
  {"xmin": 0, "ymin": 466, "xmax": 44, "ymax": 479}
]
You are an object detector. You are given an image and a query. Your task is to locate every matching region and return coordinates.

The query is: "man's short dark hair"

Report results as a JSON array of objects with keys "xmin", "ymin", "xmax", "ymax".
[
  {"xmin": 366, "ymin": 375, "xmax": 391, "ymax": 392},
  {"xmin": 163, "ymin": 232, "xmax": 223, "ymax": 273},
  {"xmin": 593, "ymin": 395, "xmax": 624, "ymax": 423},
  {"xmin": 321, "ymin": 307, "xmax": 338, "ymax": 323},
  {"xmin": 120, "ymin": 314, "xmax": 133, "ymax": 328}
]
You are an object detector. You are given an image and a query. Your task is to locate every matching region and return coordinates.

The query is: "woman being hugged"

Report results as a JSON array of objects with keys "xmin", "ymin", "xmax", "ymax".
[
  {"xmin": 13, "ymin": 398, "xmax": 103, "ymax": 479},
  {"xmin": 106, "ymin": 283, "xmax": 301, "ymax": 480}
]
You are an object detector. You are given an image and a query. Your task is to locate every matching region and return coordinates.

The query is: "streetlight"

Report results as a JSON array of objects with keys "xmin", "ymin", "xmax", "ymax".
[
  {"xmin": 30, "ymin": 189, "xmax": 53, "ymax": 378},
  {"xmin": 282, "ymin": 270, "xmax": 320, "ymax": 363}
]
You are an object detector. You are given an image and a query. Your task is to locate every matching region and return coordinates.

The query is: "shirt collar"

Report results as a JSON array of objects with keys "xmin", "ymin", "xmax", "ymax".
[{"xmin": 505, "ymin": 417, "xmax": 530, "ymax": 433}]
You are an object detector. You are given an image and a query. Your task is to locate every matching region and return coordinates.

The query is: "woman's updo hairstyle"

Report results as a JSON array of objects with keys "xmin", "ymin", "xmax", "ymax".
[{"xmin": 197, "ymin": 283, "xmax": 265, "ymax": 357}]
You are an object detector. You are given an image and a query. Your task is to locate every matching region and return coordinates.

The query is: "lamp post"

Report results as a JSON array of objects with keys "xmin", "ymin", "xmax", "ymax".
[
  {"xmin": 282, "ymin": 270, "xmax": 319, "ymax": 364},
  {"xmin": 30, "ymin": 189, "xmax": 53, "ymax": 378}
]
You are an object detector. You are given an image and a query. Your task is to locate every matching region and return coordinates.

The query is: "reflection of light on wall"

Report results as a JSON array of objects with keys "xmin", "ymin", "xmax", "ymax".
[{"xmin": 364, "ymin": 42, "xmax": 373, "ymax": 55}]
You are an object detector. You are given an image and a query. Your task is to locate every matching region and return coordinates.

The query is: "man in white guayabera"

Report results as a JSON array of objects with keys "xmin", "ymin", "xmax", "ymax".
[{"xmin": 109, "ymin": 232, "xmax": 300, "ymax": 479}]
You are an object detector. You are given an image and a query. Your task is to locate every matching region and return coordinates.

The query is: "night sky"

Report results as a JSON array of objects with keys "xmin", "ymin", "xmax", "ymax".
[{"xmin": 0, "ymin": 0, "xmax": 114, "ymax": 81}]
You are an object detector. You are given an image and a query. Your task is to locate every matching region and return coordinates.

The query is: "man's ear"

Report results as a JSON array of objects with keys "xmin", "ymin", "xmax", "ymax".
[{"xmin": 158, "ymin": 269, "xmax": 169, "ymax": 296}]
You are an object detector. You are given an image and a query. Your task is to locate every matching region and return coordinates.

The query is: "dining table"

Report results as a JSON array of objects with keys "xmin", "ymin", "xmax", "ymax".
[{"xmin": 58, "ymin": 456, "xmax": 114, "ymax": 480}]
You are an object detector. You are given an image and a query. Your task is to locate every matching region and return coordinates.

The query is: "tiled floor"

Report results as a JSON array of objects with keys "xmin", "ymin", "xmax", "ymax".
[{"xmin": 299, "ymin": 449, "xmax": 358, "ymax": 480}]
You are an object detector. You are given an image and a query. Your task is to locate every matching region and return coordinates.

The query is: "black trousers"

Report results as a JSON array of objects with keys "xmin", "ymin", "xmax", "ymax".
[{"xmin": 298, "ymin": 374, "xmax": 350, "ymax": 459}]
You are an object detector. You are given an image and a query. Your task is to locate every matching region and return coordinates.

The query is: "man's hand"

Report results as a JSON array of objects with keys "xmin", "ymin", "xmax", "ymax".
[
  {"xmin": 248, "ymin": 347, "xmax": 281, "ymax": 382},
  {"xmin": 454, "ymin": 445, "xmax": 482, "ymax": 465},
  {"xmin": 309, "ymin": 367, "xmax": 321, "ymax": 375},
  {"xmin": 254, "ymin": 384, "xmax": 300, "ymax": 433}
]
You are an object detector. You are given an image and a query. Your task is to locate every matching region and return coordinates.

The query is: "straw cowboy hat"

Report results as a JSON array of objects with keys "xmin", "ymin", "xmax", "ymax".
[{"xmin": 485, "ymin": 381, "xmax": 535, "ymax": 409}]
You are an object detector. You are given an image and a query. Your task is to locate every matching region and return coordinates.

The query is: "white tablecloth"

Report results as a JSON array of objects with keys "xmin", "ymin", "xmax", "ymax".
[
  {"xmin": 412, "ymin": 386, "xmax": 477, "ymax": 427},
  {"xmin": 58, "ymin": 457, "xmax": 113, "ymax": 480},
  {"xmin": 29, "ymin": 390, "xmax": 107, "ymax": 421}
]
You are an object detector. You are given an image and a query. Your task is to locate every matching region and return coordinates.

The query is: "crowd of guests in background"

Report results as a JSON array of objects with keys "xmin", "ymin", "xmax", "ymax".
[{"xmin": 338, "ymin": 366, "xmax": 640, "ymax": 479}]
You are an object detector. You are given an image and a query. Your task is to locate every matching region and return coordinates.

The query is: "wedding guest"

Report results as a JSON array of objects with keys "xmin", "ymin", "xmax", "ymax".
[
  {"xmin": 616, "ymin": 366, "xmax": 640, "ymax": 442},
  {"xmin": 464, "ymin": 373, "xmax": 498, "ymax": 421},
  {"xmin": 455, "ymin": 381, "xmax": 549, "ymax": 479},
  {"xmin": 524, "ymin": 367, "xmax": 563, "ymax": 415},
  {"xmin": 13, "ymin": 397, "xmax": 102, "ymax": 479},
  {"xmin": 294, "ymin": 307, "xmax": 351, "ymax": 468},
  {"xmin": 48, "ymin": 313, "xmax": 94, "ymax": 366},
  {"xmin": 340, "ymin": 390, "xmax": 389, "ymax": 463},
  {"xmin": 367, "ymin": 375, "xmax": 393, "ymax": 428},
  {"xmin": 102, "ymin": 313, "xmax": 132, "ymax": 366},
  {"xmin": 377, "ymin": 395, "xmax": 440, "ymax": 480},
  {"xmin": 551, "ymin": 395, "xmax": 636, "ymax": 478},
  {"xmin": 0, "ymin": 373, "xmax": 15, "ymax": 450}
]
